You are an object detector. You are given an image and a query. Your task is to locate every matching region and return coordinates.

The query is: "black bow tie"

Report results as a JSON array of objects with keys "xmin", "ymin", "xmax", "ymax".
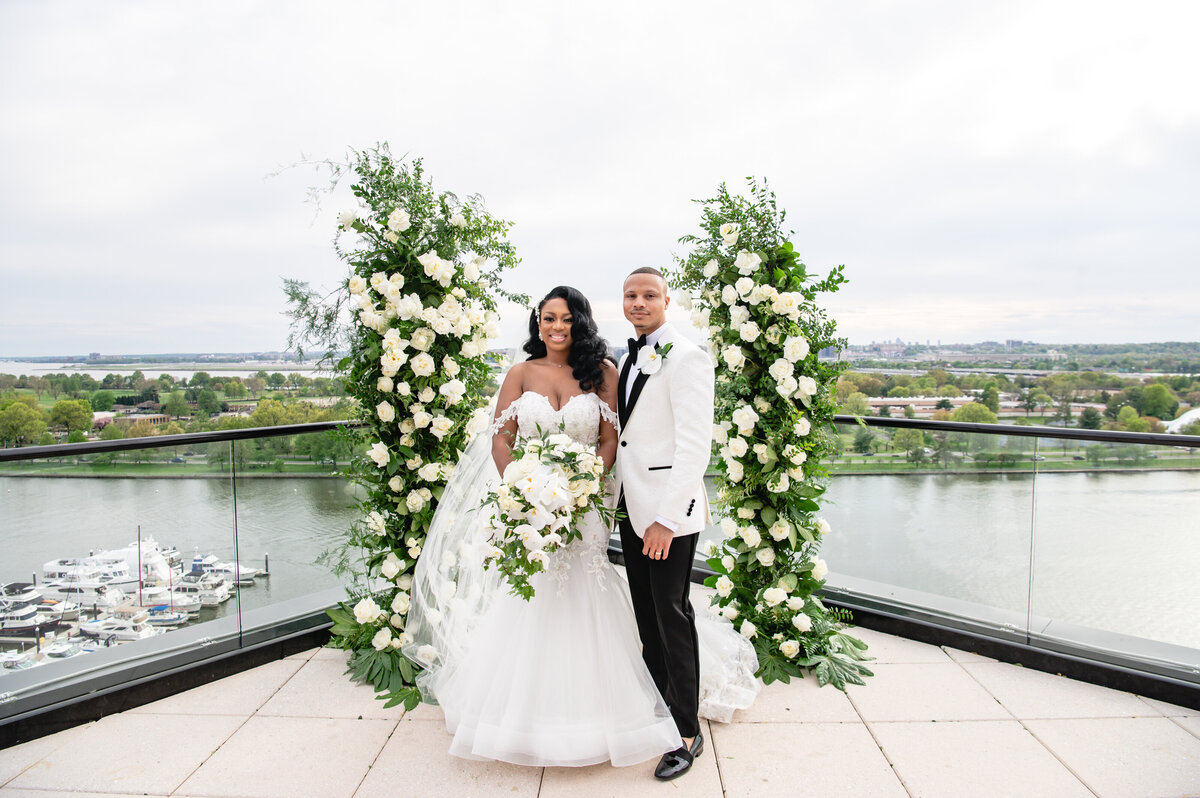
[{"xmin": 628, "ymin": 335, "xmax": 648, "ymax": 356}]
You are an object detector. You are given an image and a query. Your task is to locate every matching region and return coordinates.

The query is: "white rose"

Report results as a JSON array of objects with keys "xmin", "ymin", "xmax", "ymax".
[
  {"xmin": 337, "ymin": 209, "xmax": 358, "ymax": 228},
  {"xmin": 741, "ymin": 525, "xmax": 762, "ymax": 547},
  {"xmin": 702, "ymin": 540, "xmax": 718, "ymax": 558},
  {"xmin": 815, "ymin": 517, "xmax": 831, "ymax": 537},
  {"xmin": 723, "ymin": 346, "xmax": 746, "ymax": 371},
  {"xmin": 387, "ymin": 207, "xmax": 411, "ymax": 232},
  {"xmin": 729, "ymin": 304, "xmax": 750, "ymax": 328},
  {"xmin": 431, "ymin": 316, "xmax": 454, "ymax": 335},
  {"xmin": 721, "ymin": 285, "xmax": 739, "ymax": 305},
  {"xmin": 720, "ymin": 222, "xmax": 741, "ymax": 246},
  {"xmin": 768, "ymin": 472, "xmax": 790, "ymax": 494},
  {"xmin": 702, "ymin": 259, "xmax": 719, "ymax": 278},
  {"xmin": 406, "ymin": 491, "xmax": 426, "ymax": 513},
  {"xmin": 715, "ymin": 575, "xmax": 734, "ymax": 597},
  {"xmin": 691, "ymin": 307, "xmax": 711, "ymax": 329},
  {"xmin": 787, "ymin": 596, "xmax": 805, "ymax": 612},
  {"xmin": 388, "ymin": 475, "xmax": 403, "ymax": 493},
  {"xmin": 794, "ymin": 417, "xmax": 811, "ymax": 436},
  {"xmin": 721, "ymin": 554, "xmax": 735, "ymax": 572},
  {"xmin": 416, "ymin": 644, "xmax": 438, "ymax": 665},
  {"xmin": 780, "ymin": 639, "xmax": 800, "ymax": 658},
  {"xmin": 376, "ymin": 376, "xmax": 394, "ymax": 393},
  {"xmin": 430, "ymin": 415, "xmax": 454, "ymax": 440},
  {"xmin": 721, "ymin": 604, "xmax": 739, "ymax": 620},
  {"xmin": 733, "ymin": 249, "xmax": 761, "ymax": 274},
  {"xmin": 739, "ymin": 620, "xmax": 757, "ymax": 639},
  {"xmin": 396, "ymin": 574, "xmax": 413, "ymax": 590},
  {"xmin": 396, "ymin": 294, "xmax": 423, "ymax": 321},
  {"xmin": 738, "ymin": 321, "xmax": 760, "ymax": 343},
  {"xmin": 795, "ymin": 376, "xmax": 818, "ymax": 399},
  {"xmin": 731, "ymin": 405, "xmax": 759, "ymax": 435},
  {"xmin": 712, "ymin": 423, "xmax": 729, "ymax": 445},
  {"xmin": 737, "ymin": 507, "xmax": 756, "ymax": 519},
  {"xmin": 383, "ymin": 231, "xmax": 399, "ymax": 243},
  {"xmin": 365, "ymin": 511, "xmax": 387, "ymax": 536},
  {"xmin": 417, "ymin": 387, "xmax": 434, "ymax": 403},
  {"xmin": 726, "ymin": 460, "xmax": 744, "ymax": 482},
  {"xmin": 391, "ymin": 591, "xmax": 411, "ymax": 614},
  {"xmin": 763, "ymin": 587, "xmax": 787, "ymax": 607},
  {"xmin": 442, "ymin": 356, "xmax": 461, "ymax": 377},
  {"xmin": 756, "ymin": 547, "xmax": 776, "ymax": 567},
  {"xmin": 784, "ymin": 336, "xmax": 810, "ymax": 362},
  {"xmin": 371, "ymin": 627, "xmax": 393, "ymax": 651},
  {"xmin": 348, "ymin": 275, "xmax": 367, "ymax": 295},
  {"xmin": 410, "ymin": 353, "xmax": 435, "ymax": 377},
  {"xmin": 376, "ymin": 401, "xmax": 395, "ymax": 423},
  {"xmin": 418, "ymin": 462, "xmax": 441, "ymax": 482},
  {"xmin": 353, "ymin": 597, "xmax": 382, "ymax": 624},
  {"xmin": 367, "ymin": 442, "xmax": 390, "ymax": 468},
  {"xmin": 769, "ymin": 358, "xmax": 793, "ymax": 382},
  {"xmin": 728, "ymin": 437, "xmax": 748, "ymax": 458},
  {"xmin": 811, "ymin": 558, "xmax": 829, "ymax": 581},
  {"xmin": 396, "ymin": 382, "xmax": 411, "ymax": 397},
  {"xmin": 792, "ymin": 613, "xmax": 813, "ymax": 633},
  {"xmin": 769, "ymin": 520, "xmax": 791, "ymax": 541},
  {"xmin": 390, "ymin": 614, "xmax": 405, "ymax": 629},
  {"xmin": 735, "ymin": 276, "xmax": 755, "ymax": 298},
  {"xmin": 411, "ymin": 410, "xmax": 432, "ymax": 429},
  {"xmin": 773, "ymin": 291, "xmax": 802, "ymax": 319},
  {"xmin": 776, "ymin": 376, "xmax": 799, "ymax": 398},
  {"xmin": 410, "ymin": 327, "xmax": 435, "ymax": 352},
  {"xmin": 380, "ymin": 552, "xmax": 402, "ymax": 579},
  {"xmin": 439, "ymin": 378, "xmax": 467, "ymax": 405},
  {"xmin": 720, "ymin": 517, "xmax": 738, "ymax": 538},
  {"xmin": 450, "ymin": 211, "xmax": 467, "ymax": 228},
  {"xmin": 465, "ymin": 256, "xmax": 485, "ymax": 281}
]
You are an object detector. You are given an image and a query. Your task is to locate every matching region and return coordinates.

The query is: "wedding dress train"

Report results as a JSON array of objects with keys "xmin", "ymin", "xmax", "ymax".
[{"xmin": 403, "ymin": 390, "xmax": 759, "ymax": 767}]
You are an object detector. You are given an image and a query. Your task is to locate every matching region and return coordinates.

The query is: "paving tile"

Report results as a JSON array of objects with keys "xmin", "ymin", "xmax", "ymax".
[
  {"xmin": 847, "ymin": 663, "xmax": 1010, "ymax": 722},
  {"xmin": 872, "ymin": 720, "xmax": 1093, "ymax": 798},
  {"xmin": 286, "ymin": 647, "xmax": 319, "ymax": 661},
  {"xmin": 711, "ymin": 721, "xmax": 906, "ymax": 797},
  {"xmin": 1026, "ymin": 717, "xmax": 1200, "ymax": 798},
  {"xmin": 7, "ymin": 712, "xmax": 245, "ymax": 795},
  {"xmin": 962, "ymin": 661, "xmax": 1154, "ymax": 719},
  {"xmin": 350, "ymin": 717, "xmax": 536, "ymax": 798},
  {"xmin": 128, "ymin": 657, "xmax": 304, "ymax": 716},
  {"xmin": 258, "ymin": 654, "xmax": 406, "ymax": 720},
  {"xmin": 730, "ymin": 673, "xmax": 860, "ymax": 723},
  {"xmin": 842, "ymin": 626, "xmax": 952, "ymax": 663},
  {"xmin": 0, "ymin": 790, "xmax": 170, "ymax": 798},
  {"xmin": 0, "ymin": 723, "xmax": 90, "ymax": 785},
  {"xmin": 179, "ymin": 715, "xmax": 395, "ymax": 798},
  {"xmin": 941, "ymin": 644, "xmax": 997, "ymax": 664},
  {"xmin": 1140, "ymin": 695, "xmax": 1200, "ymax": 717},
  {"xmin": 400, "ymin": 699, "xmax": 445, "ymax": 722},
  {"xmin": 312, "ymin": 646, "xmax": 351, "ymax": 662},
  {"xmin": 1174, "ymin": 715, "xmax": 1200, "ymax": 742}
]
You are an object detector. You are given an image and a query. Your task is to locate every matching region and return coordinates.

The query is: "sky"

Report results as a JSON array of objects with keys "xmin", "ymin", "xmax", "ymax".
[{"xmin": 2, "ymin": 0, "xmax": 1198, "ymax": 358}]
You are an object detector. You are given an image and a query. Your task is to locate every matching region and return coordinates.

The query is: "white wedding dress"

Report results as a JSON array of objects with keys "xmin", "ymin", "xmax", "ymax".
[{"xmin": 403, "ymin": 390, "xmax": 759, "ymax": 768}]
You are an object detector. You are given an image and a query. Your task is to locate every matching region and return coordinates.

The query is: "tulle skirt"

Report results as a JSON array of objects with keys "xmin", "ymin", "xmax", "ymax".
[{"xmin": 429, "ymin": 547, "xmax": 682, "ymax": 767}]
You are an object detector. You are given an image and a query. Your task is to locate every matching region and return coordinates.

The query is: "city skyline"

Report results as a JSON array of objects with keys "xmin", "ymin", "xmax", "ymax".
[{"xmin": 2, "ymin": 2, "xmax": 1199, "ymax": 355}]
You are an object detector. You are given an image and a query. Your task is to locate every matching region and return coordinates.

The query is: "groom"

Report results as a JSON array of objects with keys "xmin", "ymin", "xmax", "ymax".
[{"xmin": 615, "ymin": 267, "xmax": 714, "ymax": 781}]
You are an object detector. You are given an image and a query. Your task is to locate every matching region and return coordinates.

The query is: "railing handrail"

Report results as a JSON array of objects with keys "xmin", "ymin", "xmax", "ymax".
[
  {"xmin": 0, "ymin": 420, "xmax": 366, "ymax": 463},
  {"xmin": 1, "ymin": 415, "xmax": 1196, "ymax": 464},
  {"xmin": 834, "ymin": 415, "xmax": 1200, "ymax": 448}
]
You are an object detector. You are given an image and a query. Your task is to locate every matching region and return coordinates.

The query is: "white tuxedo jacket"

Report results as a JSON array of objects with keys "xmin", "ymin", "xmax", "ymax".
[{"xmin": 614, "ymin": 324, "xmax": 715, "ymax": 538}]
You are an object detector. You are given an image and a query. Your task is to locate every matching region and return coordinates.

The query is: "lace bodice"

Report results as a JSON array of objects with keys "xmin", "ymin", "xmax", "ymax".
[{"xmin": 492, "ymin": 391, "xmax": 618, "ymax": 446}]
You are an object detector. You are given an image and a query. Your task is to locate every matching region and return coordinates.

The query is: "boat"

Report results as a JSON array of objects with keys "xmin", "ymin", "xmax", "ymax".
[
  {"xmin": 0, "ymin": 598, "xmax": 61, "ymax": 638},
  {"xmin": 79, "ymin": 615, "xmax": 161, "ymax": 642},
  {"xmin": 36, "ymin": 597, "xmax": 81, "ymax": 621},
  {"xmin": 132, "ymin": 586, "xmax": 201, "ymax": 614},
  {"xmin": 38, "ymin": 636, "xmax": 87, "ymax": 661},
  {"xmin": 1, "ymin": 582, "xmax": 42, "ymax": 604},
  {"xmin": 189, "ymin": 554, "xmax": 261, "ymax": 585},
  {"xmin": 144, "ymin": 607, "xmax": 189, "ymax": 627},
  {"xmin": 0, "ymin": 649, "xmax": 35, "ymax": 670},
  {"xmin": 38, "ymin": 580, "xmax": 126, "ymax": 608},
  {"xmin": 43, "ymin": 556, "xmax": 141, "ymax": 593},
  {"xmin": 170, "ymin": 580, "xmax": 228, "ymax": 608}
]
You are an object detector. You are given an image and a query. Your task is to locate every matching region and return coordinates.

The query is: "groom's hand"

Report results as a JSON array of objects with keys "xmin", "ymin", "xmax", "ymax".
[{"xmin": 643, "ymin": 522, "xmax": 674, "ymax": 560}]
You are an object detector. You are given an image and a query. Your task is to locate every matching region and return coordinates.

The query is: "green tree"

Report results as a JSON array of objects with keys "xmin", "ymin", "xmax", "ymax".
[
  {"xmin": 893, "ymin": 428, "xmax": 926, "ymax": 463},
  {"xmin": 952, "ymin": 402, "xmax": 999, "ymax": 424},
  {"xmin": 1018, "ymin": 389, "xmax": 1037, "ymax": 417},
  {"xmin": 197, "ymin": 389, "xmax": 221, "ymax": 416},
  {"xmin": 190, "ymin": 372, "xmax": 213, "ymax": 389},
  {"xmin": 0, "ymin": 402, "xmax": 48, "ymax": 446},
  {"xmin": 99, "ymin": 423, "xmax": 126, "ymax": 441},
  {"xmin": 935, "ymin": 398, "xmax": 954, "ymax": 411},
  {"xmin": 852, "ymin": 426, "xmax": 875, "ymax": 453},
  {"xmin": 877, "ymin": 404, "xmax": 891, "ymax": 417},
  {"xmin": 1078, "ymin": 407, "xmax": 1103, "ymax": 430},
  {"xmin": 903, "ymin": 404, "xmax": 916, "ymax": 419},
  {"xmin": 981, "ymin": 385, "xmax": 1000, "ymax": 414},
  {"xmin": 66, "ymin": 430, "xmax": 88, "ymax": 443},
  {"xmin": 267, "ymin": 372, "xmax": 287, "ymax": 389},
  {"xmin": 126, "ymin": 418, "xmax": 160, "ymax": 439},
  {"xmin": 49, "ymin": 399, "xmax": 93, "ymax": 433},
  {"xmin": 163, "ymin": 391, "xmax": 190, "ymax": 418},
  {"xmin": 840, "ymin": 392, "xmax": 871, "ymax": 416},
  {"xmin": 1085, "ymin": 444, "xmax": 1107, "ymax": 466},
  {"xmin": 224, "ymin": 379, "xmax": 247, "ymax": 399},
  {"xmin": 1139, "ymin": 383, "xmax": 1178, "ymax": 420},
  {"xmin": 91, "ymin": 390, "xmax": 115, "ymax": 411}
]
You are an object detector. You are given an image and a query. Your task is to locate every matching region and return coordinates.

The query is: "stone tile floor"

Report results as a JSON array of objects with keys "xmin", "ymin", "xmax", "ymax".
[{"xmin": 3, "ymin": 619, "xmax": 1199, "ymax": 797}]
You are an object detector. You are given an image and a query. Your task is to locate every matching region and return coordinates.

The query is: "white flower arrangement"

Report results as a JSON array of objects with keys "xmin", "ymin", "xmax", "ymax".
[
  {"xmin": 482, "ymin": 428, "xmax": 616, "ymax": 600},
  {"xmin": 670, "ymin": 178, "xmax": 870, "ymax": 690}
]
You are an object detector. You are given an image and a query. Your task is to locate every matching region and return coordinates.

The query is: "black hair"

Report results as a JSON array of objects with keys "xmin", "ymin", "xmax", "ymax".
[{"xmin": 522, "ymin": 286, "xmax": 610, "ymax": 393}]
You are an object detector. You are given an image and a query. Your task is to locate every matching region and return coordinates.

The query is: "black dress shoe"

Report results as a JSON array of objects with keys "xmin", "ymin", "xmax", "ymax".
[{"xmin": 654, "ymin": 730, "xmax": 703, "ymax": 781}]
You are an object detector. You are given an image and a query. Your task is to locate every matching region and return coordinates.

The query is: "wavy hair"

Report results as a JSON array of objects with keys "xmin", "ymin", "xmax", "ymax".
[{"xmin": 522, "ymin": 286, "xmax": 610, "ymax": 393}]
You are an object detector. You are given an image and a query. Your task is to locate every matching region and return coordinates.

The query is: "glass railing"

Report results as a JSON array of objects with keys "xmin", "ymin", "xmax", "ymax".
[
  {"xmin": 0, "ymin": 423, "xmax": 361, "ymax": 724},
  {"xmin": 4, "ymin": 417, "xmax": 1198, "ymax": 727},
  {"xmin": 815, "ymin": 417, "xmax": 1200, "ymax": 684}
]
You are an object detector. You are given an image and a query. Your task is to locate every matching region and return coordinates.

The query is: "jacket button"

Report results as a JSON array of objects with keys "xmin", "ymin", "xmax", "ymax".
[{"xmin": 620, "ymin": 441, "xmax": 627, "ymax": 447}]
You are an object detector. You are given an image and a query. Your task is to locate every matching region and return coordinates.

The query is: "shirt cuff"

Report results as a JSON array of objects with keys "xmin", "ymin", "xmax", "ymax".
[{"xmin": 653, "ymin": 514, "xmax": 679, "ymax": 532}]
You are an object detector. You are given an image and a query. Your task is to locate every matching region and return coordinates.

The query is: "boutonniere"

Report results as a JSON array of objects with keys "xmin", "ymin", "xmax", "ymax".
[{"xmin": 636, "ymin": 342, "xmax": 672, "ymax": 376}]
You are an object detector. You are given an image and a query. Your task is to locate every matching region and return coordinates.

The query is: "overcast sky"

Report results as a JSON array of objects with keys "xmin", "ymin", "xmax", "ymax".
[{"xmin": 2, "ymin": 0, "xmax": 1197, "ymax": 358}]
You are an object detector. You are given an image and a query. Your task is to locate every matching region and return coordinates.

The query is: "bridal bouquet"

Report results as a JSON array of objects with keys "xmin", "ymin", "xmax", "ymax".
[{"xmin": 483, "ymin": 428, "xmax": 616, "ymax": 600}]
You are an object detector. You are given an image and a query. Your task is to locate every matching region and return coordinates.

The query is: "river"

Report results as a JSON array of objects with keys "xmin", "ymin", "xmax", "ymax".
[{"xmin": 2, "ymin": 470, "xmax": 1197, "ymax": 650}]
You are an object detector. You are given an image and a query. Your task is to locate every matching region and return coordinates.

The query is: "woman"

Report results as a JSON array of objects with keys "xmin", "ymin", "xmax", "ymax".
[{"xmin": 403, "ymin": 286, "xmax": 757, "ymax": 768}]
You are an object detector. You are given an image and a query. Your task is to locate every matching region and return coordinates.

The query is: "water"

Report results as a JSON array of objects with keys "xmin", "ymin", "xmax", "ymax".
[
  {"xmin": 0, "ymin": 361, "xmax": 330, "ymax": 381},
  {"xmin": 3, "ymin": 470, "xmax": 1197, "ymax": 650}
]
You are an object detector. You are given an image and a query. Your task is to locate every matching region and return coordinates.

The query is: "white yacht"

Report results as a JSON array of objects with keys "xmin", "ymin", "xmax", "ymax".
[
  {"xmin": 0, "ymin": 598, "xmax": 62, "ymax": 638},
  {"xmin": 189, "ymin": 554, "xmax": 262, "ymax": 585},
  {"xmin": 79, "ymin": 614, "xmax": 161, "ymax": 642},
  {"xmin": 133, "ymin": 586, "xmax": 201, "ymax": 614}
]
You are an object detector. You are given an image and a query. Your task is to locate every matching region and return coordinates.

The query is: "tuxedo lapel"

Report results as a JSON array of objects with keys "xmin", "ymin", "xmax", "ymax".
[
  {"xmin": 624, "ymin": 369, "xmax": 651, "ymax": 426},
  {"xmin": 617, "ymin": 353, "xmax": 635, "ymax": 427}
]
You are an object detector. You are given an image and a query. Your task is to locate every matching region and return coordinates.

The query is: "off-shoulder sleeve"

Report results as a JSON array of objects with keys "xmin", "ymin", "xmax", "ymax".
[
  {"xmin": 488, "ymin": 397, "xmax": 521, "ymax": 437},
  {"xmin": 598, "ymin": 402, "xmax": 620, "ymax": 432}
]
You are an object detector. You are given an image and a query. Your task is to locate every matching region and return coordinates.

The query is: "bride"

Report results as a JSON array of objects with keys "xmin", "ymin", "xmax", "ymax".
[{"xmin": 403, "ymin": 285, "xmax": 758, "ymax": 768}]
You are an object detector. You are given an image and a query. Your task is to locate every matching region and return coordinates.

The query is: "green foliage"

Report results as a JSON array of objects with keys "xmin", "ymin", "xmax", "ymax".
[
  {"xmin": 288, "ymin": 145, "xmax": 524, "ymax": 705},
  {"xmin": 670, "ymin": 178, "xmax": 869, "ymax": 691}
]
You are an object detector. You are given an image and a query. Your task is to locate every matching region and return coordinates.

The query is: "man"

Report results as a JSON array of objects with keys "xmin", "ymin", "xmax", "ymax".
[{"xmin": 614, "ymin": 267, "xmax": 714, "ymax": 781}]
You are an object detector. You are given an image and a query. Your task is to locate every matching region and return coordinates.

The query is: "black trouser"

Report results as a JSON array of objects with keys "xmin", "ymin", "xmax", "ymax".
[{"xmin": 619, "ymin": 501, "xmax": 701, "ymax": 740}]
